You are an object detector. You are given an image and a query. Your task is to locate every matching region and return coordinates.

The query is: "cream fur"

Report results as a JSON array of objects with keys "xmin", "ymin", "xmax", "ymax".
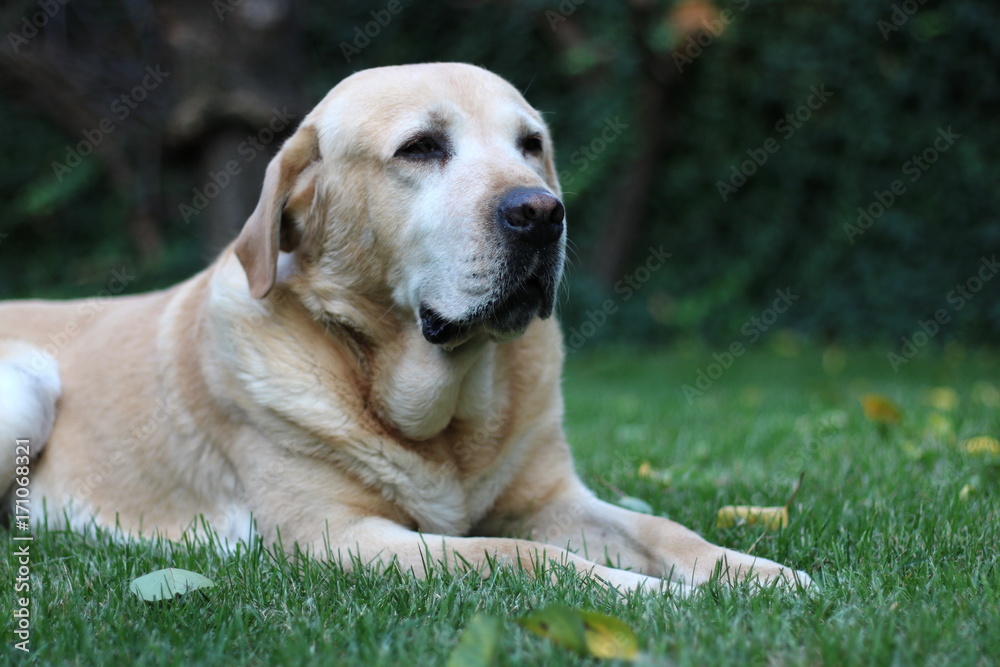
[{"xmin": 0, "ymin": 63, "xmax": 810, "ymax": 594}]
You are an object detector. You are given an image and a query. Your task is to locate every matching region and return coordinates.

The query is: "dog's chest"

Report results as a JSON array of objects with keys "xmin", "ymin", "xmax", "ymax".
[{"xmin": 358, "ymin": 421, "xmax": 525, "ymax": 536}]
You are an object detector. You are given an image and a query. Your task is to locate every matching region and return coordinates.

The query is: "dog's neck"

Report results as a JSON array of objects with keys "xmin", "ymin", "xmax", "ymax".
[{"xmin": 365, "ymin": 327, "xmax": 497, "ymax": 441}]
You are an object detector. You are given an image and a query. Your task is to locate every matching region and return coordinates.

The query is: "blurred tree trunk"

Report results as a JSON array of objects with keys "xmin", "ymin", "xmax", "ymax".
[
  {"xmin": 154, "ymin": 0, "xmax": 305, "ymax": 254},
  {"xmin": 0, "ymin": 0, "xmax": 168, "ymax": 258},
  {"xmin": 594, "ymin": 0, "xmax": 679, "ymax": 287},
  {"xmin": 0, "ymin": 0, "xmax": 304, "ymax": 260}
]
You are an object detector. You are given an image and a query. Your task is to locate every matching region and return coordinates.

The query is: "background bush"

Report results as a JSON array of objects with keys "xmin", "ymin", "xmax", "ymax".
[{"xmin": 1, "ymin": 0, "xmax": 996, "ymax": 345}]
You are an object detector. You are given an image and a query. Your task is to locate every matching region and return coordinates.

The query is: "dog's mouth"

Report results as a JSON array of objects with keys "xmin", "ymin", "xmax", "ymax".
[{"xmin": 420, "ymin": 272, "xmax": 556, "ymax": 347}]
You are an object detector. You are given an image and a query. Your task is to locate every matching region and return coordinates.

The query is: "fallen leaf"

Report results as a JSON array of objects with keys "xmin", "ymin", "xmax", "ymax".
[
  {"xmin": 129, "ymin": 568, "xmax": 215, "ymax": 602},
  {"xmin": 971, "ymin": 382, "xmax": 1000, "ymax": 408},
  {"xmin": 637, "ymin": 461, "xmax": 672, "ymax": 485},
  {"xmin": 579, "ymin": 609, "xmax": 640, "ymax": 660},
  {"xmin": 519, "ymin": 605, "xmax": 586, "ymax": 656},
  {"xmin": 961, "ymin": 436, "xmax": 1000, "ymax": 456},
  {"xmin": 925, "ymin": 412, "xmax": 955, "ymax": 441},
  {"xmin": 926, "ymin": 387, "xmax": 960, "ymax": 412},
  {"xmin": 860, "ymin": 394, "xmax": 902, "ymax": 424},
  {"xmin": 518, "ymin": 604, "xmax": 639, "ymax": 660},
  {"xmin": 617, "ymin": 496, "xmax": 654, "ymax": 515},
  {"xmin": 446, "ymin": 613, "xmax": 503, "ymax": 667},
  {"xmin": 716, "ymin": 505, "xmax": 788, "ymax": 530}
]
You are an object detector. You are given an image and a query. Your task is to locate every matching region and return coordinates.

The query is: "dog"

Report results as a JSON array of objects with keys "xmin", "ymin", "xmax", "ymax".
[{"xmin": 0, "ymin": 63, "xmax": 810, "ymax": 595}]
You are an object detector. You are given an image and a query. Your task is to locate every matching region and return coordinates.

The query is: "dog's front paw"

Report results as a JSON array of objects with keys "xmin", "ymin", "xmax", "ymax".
[{"xmin": 712, "ymin": 551, "xmax": 813, "ymax": 592}]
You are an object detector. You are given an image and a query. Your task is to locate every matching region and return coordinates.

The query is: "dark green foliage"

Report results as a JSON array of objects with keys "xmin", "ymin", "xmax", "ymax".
[{"xmin": 1, "ymin": 1, "xmax": 997, "ymax": 343}]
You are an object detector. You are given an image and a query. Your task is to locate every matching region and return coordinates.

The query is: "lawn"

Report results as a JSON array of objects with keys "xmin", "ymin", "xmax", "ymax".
[{"xmin": 3, "ymin": 342, "xmax": 999, "ymax": 665}]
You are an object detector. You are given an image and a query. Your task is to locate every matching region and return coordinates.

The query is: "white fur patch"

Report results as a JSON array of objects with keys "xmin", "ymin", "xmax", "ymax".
[{"xmin": 0, "ymin": 342, "xmax": 61, "ymax": 489}]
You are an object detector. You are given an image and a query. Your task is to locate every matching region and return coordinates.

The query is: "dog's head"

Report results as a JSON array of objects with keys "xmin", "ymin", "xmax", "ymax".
[{"xmin": 234, "ymin": 63, "xmax": 565, "ymax": 349}]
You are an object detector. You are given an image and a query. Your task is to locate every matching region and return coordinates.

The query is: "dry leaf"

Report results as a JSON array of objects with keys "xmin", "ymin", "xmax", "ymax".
[
  {"xmin": 860, "ymin": 394, "xmax": 902, "ymax": 424},
  {"xmin": 716, "ymin": 505, "xmax": 788, "ymax": 530},
  {"xmin": 518, "ymin": 604, "xmax": 639, "ymax": 660},
  {"xmin": 637, "ymin": 461, "xmax": 672, "ymax": 485},
  {"xmin": 961, "ymin": 436, "xmax": 1000, "ymax": 456},
  {"xmin": 925, "ymin": 412, "xmax": 955, "ymax": 441},
  {"xmin": 129, "ymin": 568, "xmax": 214, "ymax": 602},
  {"xmin": 926, "ymin": 387, "xmax": 959, "ymax": 412}
]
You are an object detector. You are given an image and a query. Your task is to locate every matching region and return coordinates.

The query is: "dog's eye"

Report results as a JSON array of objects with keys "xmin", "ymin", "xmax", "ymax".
[
  {"xmin": 395, "ymin": 135, "xmax": 446, "ymax": 160},
  {"xmin": 521, "ymin": 134, "xmax": 543, "ymax": 155}
]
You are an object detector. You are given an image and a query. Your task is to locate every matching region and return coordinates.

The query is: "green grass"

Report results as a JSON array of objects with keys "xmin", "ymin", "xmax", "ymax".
[{"xmin": 3, "ymin": 343, "xmax": 999, "ymax": 665}]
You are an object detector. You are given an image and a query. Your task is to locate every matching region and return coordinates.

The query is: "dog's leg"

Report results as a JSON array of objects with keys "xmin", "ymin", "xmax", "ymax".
[
  {"xmin": 236, "ymin": 449, "xmax": 690, "ymax": 595},
  {"xmin": 520, "ymin": 484, "xmax": 810, "ymax": 589},
  {"xmin": 312, "ymin": 516, "xmax": 690, "ymax": 596},
  {"xmin": 480, "ymin": 447, "xmax": 811, "ymax": 591},
  {"xmin": 0, "ymin": 341, "xmax": 61, "ymax": 493}
]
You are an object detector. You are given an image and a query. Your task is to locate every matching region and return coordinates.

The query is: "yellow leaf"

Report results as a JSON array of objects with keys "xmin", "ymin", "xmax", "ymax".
[
  {"xmin": 637, "ymin": 461, "xmax": 672, "ymax": 485},
  {"xmin": 860, "ymin": 394, "xmax": 902, "ymax": 424},
  {"xmin": 961, "ymin": 436, "xmax": 1000, "ymax": 456},
  {"xmin": 959, "ymin": 483, "xmax": 975, "ymax": 501},
  {"xmin": 518, "ymin": 605, "xmax": 586, "ymax": 656},
  {"xmin": 518, "ymin": 605, "xmax": 639, "ymax": 661},
  {"xmin": 972, "ymin": 382, "xmax": 1000, "ymax": 408},
  {"xmin": 580, "ymin": 610, "xmax": 639, "ymax": 660},
  {"xmin": 716, "ymin": 505, "xmax": 788, "ymax": 530},
  {"xmin": 926, "ymin": 387, "xmax": 960, "ymax": 412},
  {"xmin": 925, "ymin": 412, "xmax": 955, "ymax": 441}
]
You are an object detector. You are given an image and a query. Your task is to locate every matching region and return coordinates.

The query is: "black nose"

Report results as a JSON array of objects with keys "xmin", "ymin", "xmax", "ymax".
[{"xmin": 497, "ymin": 187, "xmax": 565, "ymax": 248}]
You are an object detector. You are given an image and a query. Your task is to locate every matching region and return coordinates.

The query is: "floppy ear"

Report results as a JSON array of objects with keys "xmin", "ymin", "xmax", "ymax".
[{"xmin": 235, "ymin": 124, "xmax": 320, "ymax": 299}]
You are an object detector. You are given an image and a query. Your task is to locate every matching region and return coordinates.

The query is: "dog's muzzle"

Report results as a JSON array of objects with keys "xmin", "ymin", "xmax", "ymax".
[{"xmin": 420, "ymin": 188, "xmax": 565, "ymax": 347}]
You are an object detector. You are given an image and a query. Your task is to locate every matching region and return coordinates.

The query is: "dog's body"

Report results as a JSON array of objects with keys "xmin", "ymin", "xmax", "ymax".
[{"xmin": 1, "ymin": 63, "xmax": 808, "ymax": 594}]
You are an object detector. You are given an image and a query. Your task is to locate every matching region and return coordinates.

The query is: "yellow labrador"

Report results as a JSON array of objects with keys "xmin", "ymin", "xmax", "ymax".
[{"xmin": 0, "ymin": 63, "xmax": 809, "ymax": 595}]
